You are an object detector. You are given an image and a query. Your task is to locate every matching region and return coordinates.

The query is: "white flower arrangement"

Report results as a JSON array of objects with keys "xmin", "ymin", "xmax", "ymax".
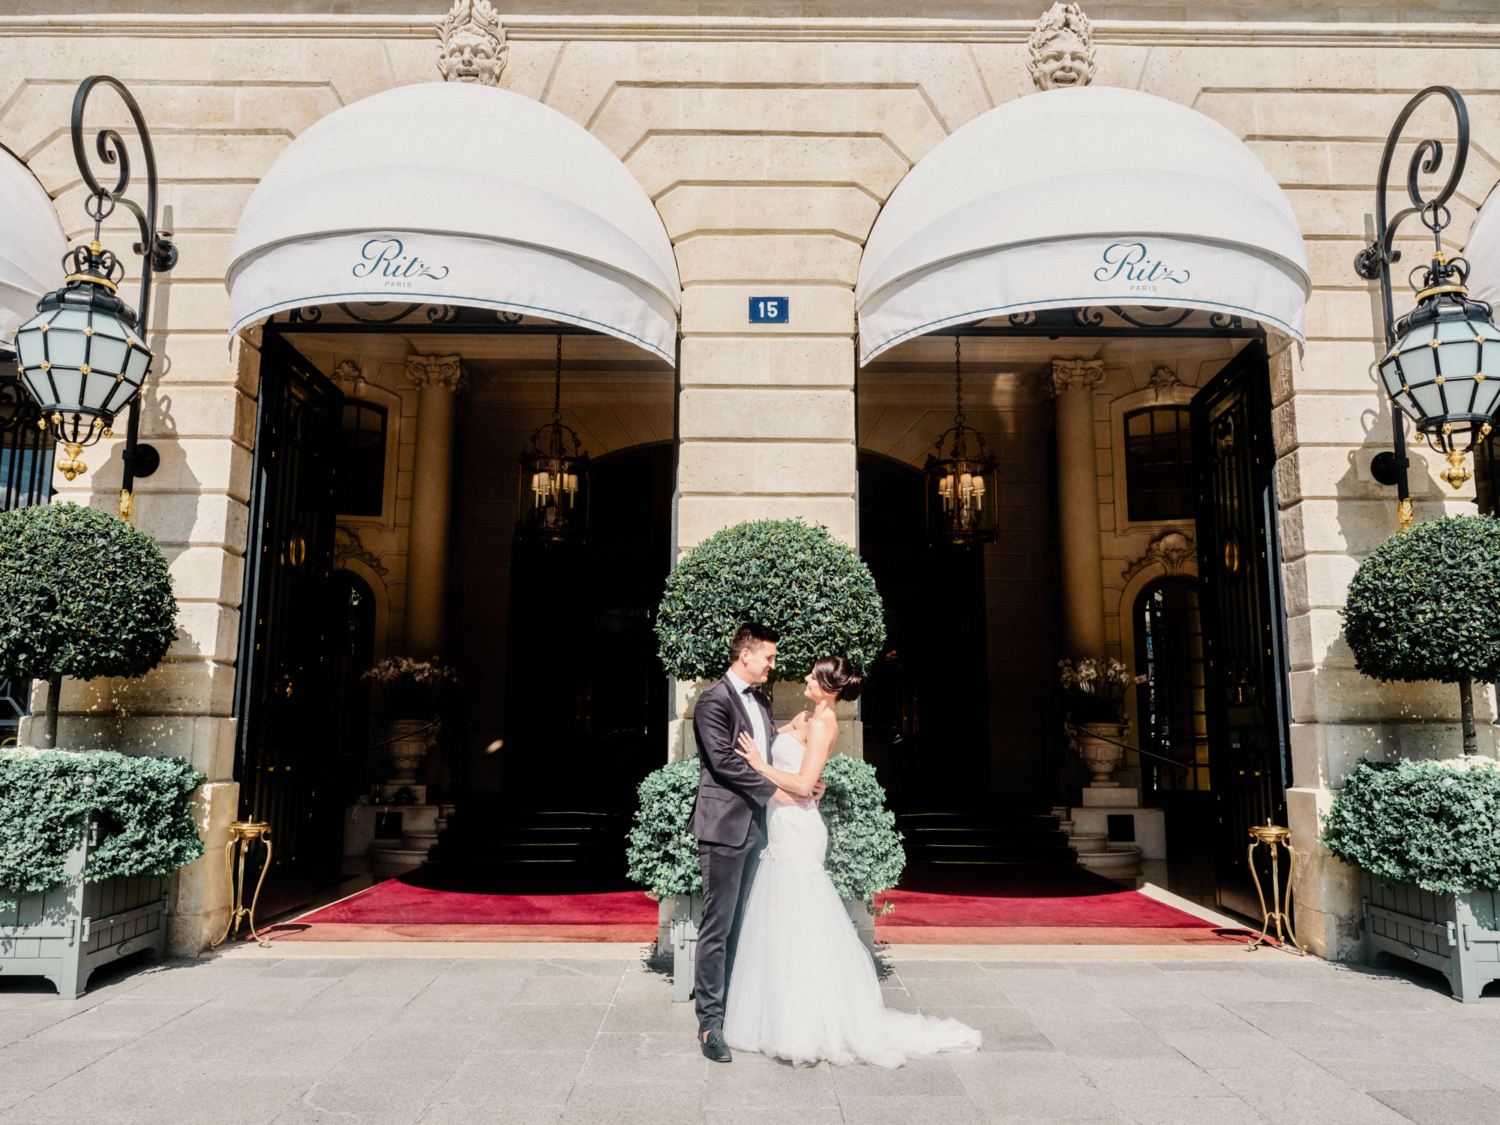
[
  {"xmin": 1058, "ymin": 658, "xmax": 1146, "ymax": 724},
  {"xmin": 360, "ymin": 656, "xmax": 458, "ymax": 685}
]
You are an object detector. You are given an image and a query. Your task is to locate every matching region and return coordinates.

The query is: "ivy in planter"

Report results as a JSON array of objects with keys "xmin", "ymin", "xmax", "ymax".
[
  {"xmin": 655, "ymin": 520, "xmax": 885, "ymax": 682},
  {"xmin": 0, "ymin": 749, "xmax": 206, "ymax": 904},
  {"xmin": 1342, "ymin": 515, "xmax": 1500, "ymax": 756},
  {"xmin": 1321, "ymin": 758, "xmax": 1500, "ymax": 894},
  {"xmin": 625, "ymin": 755, "xmax": 906, "ymax": 906},
  {"xmin": 0, "ymin": 502, "xmax": 178, "ymax": 748}
]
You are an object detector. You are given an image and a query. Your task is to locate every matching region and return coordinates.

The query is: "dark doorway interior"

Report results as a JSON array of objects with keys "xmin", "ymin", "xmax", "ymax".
[
  {"xmin": 498, "ymin": 441, "xmax": 673, "ymax": 811},
  {"xmin": 1134, "ymin": 575, "xmax": 1216, "ymax": 905},
  {"xmin": 427, "ymin": 441, "xmax": 673, "ymax": 892},
  {"xmin": 329, "ymin": 570, "xmax": 377, "ymax": 808},
  {"xmin": 857, "ymin": 452, "xmax": 991, "ymax": 812}
]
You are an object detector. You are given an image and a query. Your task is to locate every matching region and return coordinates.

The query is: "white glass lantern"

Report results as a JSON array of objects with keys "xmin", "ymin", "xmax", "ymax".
[
  {"xmin": 13, "ymin": 242, "xmax": 153, "ymax": 480},
  {"xmin": 1378, "ymin": 263, "xmax": 1500, "ymax": 489}
]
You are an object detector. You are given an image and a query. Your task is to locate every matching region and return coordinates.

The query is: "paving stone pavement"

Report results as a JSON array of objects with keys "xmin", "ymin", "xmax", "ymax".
[{"xmin": 0, "ymin": 949, "xmax": 1496, "ymax": 1125}]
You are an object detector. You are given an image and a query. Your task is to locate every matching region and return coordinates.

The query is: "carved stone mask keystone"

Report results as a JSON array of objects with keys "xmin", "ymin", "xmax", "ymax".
[{"xmin": 1028, "ymin": 3, "xmax": 1097, "ymax": 92}]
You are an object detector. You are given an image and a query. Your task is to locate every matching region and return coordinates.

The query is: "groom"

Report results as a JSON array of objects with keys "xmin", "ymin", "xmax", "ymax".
[{"xmin": 687, "ymin": 622, "xmax": 821, "ymax": 1062}]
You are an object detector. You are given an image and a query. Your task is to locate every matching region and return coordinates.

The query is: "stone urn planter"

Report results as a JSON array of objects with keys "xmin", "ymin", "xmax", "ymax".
[
  {"xmin": 0, "ymin": 816, "xmax": 167, "ymax": 998},
  {"xmin": 382, "ymin": 718, "xmax": 432, "ymax": 784},
  {"xmin": 1364, "ymin": 875, "xmax": 1500, "ymax": 1003},
  {"xmin": 1072, "ymin": 722, "xmax": 1127, "ymax": 784},
  {"xmin": 845, "ymin": 897, "xmax": 876, "ymax": 953},
  {"xmin": 667, "ymin": 893, "xmax": 703, "ymax": 1003}
]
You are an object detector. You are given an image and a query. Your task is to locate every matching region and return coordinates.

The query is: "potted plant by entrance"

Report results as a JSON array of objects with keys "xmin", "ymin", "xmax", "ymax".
[
  {"xmin": 0, "ymin": 502, "xmax": 179, "ymax": 749},
  {"xmin": 0, "ymin": 502, "xmax": 195, "ymax": 995},
  {"xmin": 0, "ymin": 748, "xmax": 204, "ymax": 996},
  {"xmin": 1059, "ymin": 658, "xmax": 1142, "ymax": 784},
  {"xmin": 1331, "ymin": 515, "xmax": 1500, "ymax": 1001},
  {"xmin": 626, "ymin": 755, "xmax": 904, "ymax": 1000},
  {"xmin": 1322, "ymin": 758, "xmax": 1500, "ymax": 1002},
  {"xmin": 646, "ymin": 519, "xmax": 889, "ymax": 996},
  {"xmin": 360, "ymin": 656, "xmax": 457, "ymax": 797}
]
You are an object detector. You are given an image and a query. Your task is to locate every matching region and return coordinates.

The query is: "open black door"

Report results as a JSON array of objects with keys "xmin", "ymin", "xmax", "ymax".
[
  {"xmin": 233, "ymin": 333, "xmax": 342, "ymax": 876},
  {"xmin": 1191, "ymin": 339, "xmax": 1293, "ymax": 918}
]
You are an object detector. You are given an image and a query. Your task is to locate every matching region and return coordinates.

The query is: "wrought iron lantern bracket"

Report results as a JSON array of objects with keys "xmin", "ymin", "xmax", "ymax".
[
  {"xmin": 1354, "ymin": 86, "xmax": 1500, "ymax": 528},
  {"xmin": 11, "ymin": 76, "xmax": 176, "ymax": 515}
]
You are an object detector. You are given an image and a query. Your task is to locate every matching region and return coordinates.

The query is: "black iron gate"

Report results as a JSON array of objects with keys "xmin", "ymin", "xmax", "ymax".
[
  {"xmin": 233, "ymin": 334, "xmax": 342, "ymax": 873},
  {"xmin": 1191, "ymin": 340, "xmax": 1293, "ymax": 918},
  {"xmin": 1, "ymin": 372, "xmax": 52, "ymax": 743}
]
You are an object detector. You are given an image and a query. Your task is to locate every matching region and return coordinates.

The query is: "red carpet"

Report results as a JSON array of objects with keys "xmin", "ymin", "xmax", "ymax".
[
  {"xmin": 298, "ymin": 882, "xmax": 658, "ymax": 925},
  {"xmin": 873, "ymin": 888, "xmax": 1213, "ymax": 930},
  {"xmin": 254, "ymin": 866, "xmax": 1233, "ymax": 945},
  {"xmin": 257, "ymin": 881, "xmax": 659, "ymax": 941}
]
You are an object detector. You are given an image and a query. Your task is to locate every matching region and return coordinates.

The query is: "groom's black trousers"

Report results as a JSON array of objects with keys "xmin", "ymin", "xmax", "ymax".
[{"xmin": 694, "ymin": 811, "xmax": 766, "ymax": 1032}]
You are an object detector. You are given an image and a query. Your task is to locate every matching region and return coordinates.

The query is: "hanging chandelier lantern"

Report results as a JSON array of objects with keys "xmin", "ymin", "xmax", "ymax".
[
  {"xmin": 924, "ymin": 337, "xmax": 999, "ymax": 546},
  {"xmin": 517, "ymin": 334, "xmax": 589, "ymax": 542},
  {"xmin": 12, "ymin": 77, "xmax": 175, "ymax": 504}
]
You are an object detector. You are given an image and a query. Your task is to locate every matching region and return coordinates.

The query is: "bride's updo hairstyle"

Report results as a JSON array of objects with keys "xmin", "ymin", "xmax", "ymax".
[{"xmin": 812, "ymin": 656, "xmax": 863, "ymax": 702}]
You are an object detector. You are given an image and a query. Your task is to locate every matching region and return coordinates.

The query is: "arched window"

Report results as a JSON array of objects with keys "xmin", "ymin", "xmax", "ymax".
[
  {"xmin": 335, "ymin": 399, "xmax": 388, "ymax": 517},
  {"xmin": 1124, "ymin": 406, "xmax": 1194, "ymax": 521},
  {"xmin": 1134, "ymin": 577, "xmax": 1208, "ymax": 792}
]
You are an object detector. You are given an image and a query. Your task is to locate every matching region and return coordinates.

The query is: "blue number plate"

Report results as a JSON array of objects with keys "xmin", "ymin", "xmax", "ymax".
[{"xmin": 748, "ymin": 297, "xmax": 789, "ymax": 323}]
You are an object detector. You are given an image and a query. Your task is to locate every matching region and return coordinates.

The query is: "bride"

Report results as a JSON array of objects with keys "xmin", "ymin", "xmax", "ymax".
[{"xmin": 724, "ymin": 656, "xmax": 982, "ymax": 1068}]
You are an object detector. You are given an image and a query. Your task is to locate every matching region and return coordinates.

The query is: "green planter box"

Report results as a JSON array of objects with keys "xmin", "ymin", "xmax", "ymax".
[
  {"xmin": 0, "ymin": 817, "xmax": 167, "ymax": 998},
  {"xmin": 1365, "ymin": 874, "xmax": 1500, "ymax": 1004}
]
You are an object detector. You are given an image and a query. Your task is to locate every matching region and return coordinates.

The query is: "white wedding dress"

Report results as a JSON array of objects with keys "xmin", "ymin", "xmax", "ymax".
[{"xmin": 723, "ymin": 733, "xmax": 982, "ymax": 1068}]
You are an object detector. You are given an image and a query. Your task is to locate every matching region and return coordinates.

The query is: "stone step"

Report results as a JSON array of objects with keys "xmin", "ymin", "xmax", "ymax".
[{"xmin": 1076, "ymin": 843, "xmax": 1145, "ymax": 887}]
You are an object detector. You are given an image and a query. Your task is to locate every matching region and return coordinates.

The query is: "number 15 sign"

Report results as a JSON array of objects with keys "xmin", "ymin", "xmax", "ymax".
[{"xmin": 749, "ymin": 297, "xmax": 789, "ymax": 323}]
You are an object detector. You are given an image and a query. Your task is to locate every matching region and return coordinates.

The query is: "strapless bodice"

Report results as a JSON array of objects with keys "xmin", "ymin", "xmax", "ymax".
[{"xmin": 770, "ymin": 732, "xmax": 806, "ymax": 772}]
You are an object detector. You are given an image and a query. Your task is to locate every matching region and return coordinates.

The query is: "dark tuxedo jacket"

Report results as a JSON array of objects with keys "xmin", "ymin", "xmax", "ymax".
[{"xmin": 687, "ymin": 675, "xmax": 779, "ymax": 847}]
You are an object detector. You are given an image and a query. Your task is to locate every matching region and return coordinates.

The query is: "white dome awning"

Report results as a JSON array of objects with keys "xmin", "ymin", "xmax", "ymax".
[
  {"xmin": 1, "ymin": 145, "xmax": 67, "ymax": 354},
  {"xmin": 856, "ymin": 87, "xmax": 1311, "ymax": 365},
  {"xmin": 1466, "ymin": 184, "xmax": 1500, "ymax": 309},
  {"xmin": 227, "ymin": 83, "xmax": 681, "ymax": 362}
]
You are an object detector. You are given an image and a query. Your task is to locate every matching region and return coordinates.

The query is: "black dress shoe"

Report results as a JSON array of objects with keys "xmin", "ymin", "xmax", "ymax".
[{"xmin": 700, "ymin": 1029, "xmax": 733, "ymax": 1062}]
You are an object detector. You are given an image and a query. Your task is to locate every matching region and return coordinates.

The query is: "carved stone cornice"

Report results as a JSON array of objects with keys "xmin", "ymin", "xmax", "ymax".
[
  {"xmin": 1121, "ymin": 530, "xmax": 1197, "ymax": 582},
  {"xmin": 405, "ymin": 355, "xmax": 467, "ymax": 393},
  {"xmin": 1046, "ymin": 358, "xmax": 1106, "ymax": 399},
  {"xmin": 334, "ymin": 527, "xmax": 389, "ymax": 577}
]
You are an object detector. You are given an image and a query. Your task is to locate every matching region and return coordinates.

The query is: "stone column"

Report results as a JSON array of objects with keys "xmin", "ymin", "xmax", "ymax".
[
  {"xmin": 1050, "ymin": 359, "xmax": 1107, "ymax": 660},
  {"xmin": 403, "ymin": 355, "xmax": 465, "ymax": 657}
]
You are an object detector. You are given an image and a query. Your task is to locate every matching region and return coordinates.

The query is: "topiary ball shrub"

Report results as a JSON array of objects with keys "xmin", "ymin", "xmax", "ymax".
[
  {"xmin": 0, "ymin": 501, "xmax": 178, "ymax": 683},
  {"xmin": 0, "ymin": 748, "xmax": 206, "ymax": 904},
  {"xmin": 624, "ymin": 755, "xmax": 906, "ymax": 906},
  {"xmin": 655, "ymin": 519, "xmax": 885, "ymax": 682},
  {"xmin": 820, "ymin": 755, "xmax": 906, "ymax": 905},
  {"xmin": 1321, "ymin": 758, "xmax": 1500, "ymax": 894},
  {"xmin": 1342, "ymin": 515, "xmax": 1500, "ymax": 686},
  {"xmin": 625, "ymin": 759, "xmax": 702, "ymax": 897}
]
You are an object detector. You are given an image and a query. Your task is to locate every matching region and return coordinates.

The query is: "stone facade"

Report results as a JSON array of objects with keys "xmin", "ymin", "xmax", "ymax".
[{"xmin": 4, "ymin": 1, "xmax": 1500, "ymax": 959}]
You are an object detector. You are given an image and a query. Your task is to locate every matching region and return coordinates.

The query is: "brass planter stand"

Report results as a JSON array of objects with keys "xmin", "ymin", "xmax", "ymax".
[
  {"xmin": 210, "ymin": 820, "xmax": 273, "ymax": 949},
  {"xmin": 1245, "ymin": 822, "xmax": 1305, "ymax": 955}
]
